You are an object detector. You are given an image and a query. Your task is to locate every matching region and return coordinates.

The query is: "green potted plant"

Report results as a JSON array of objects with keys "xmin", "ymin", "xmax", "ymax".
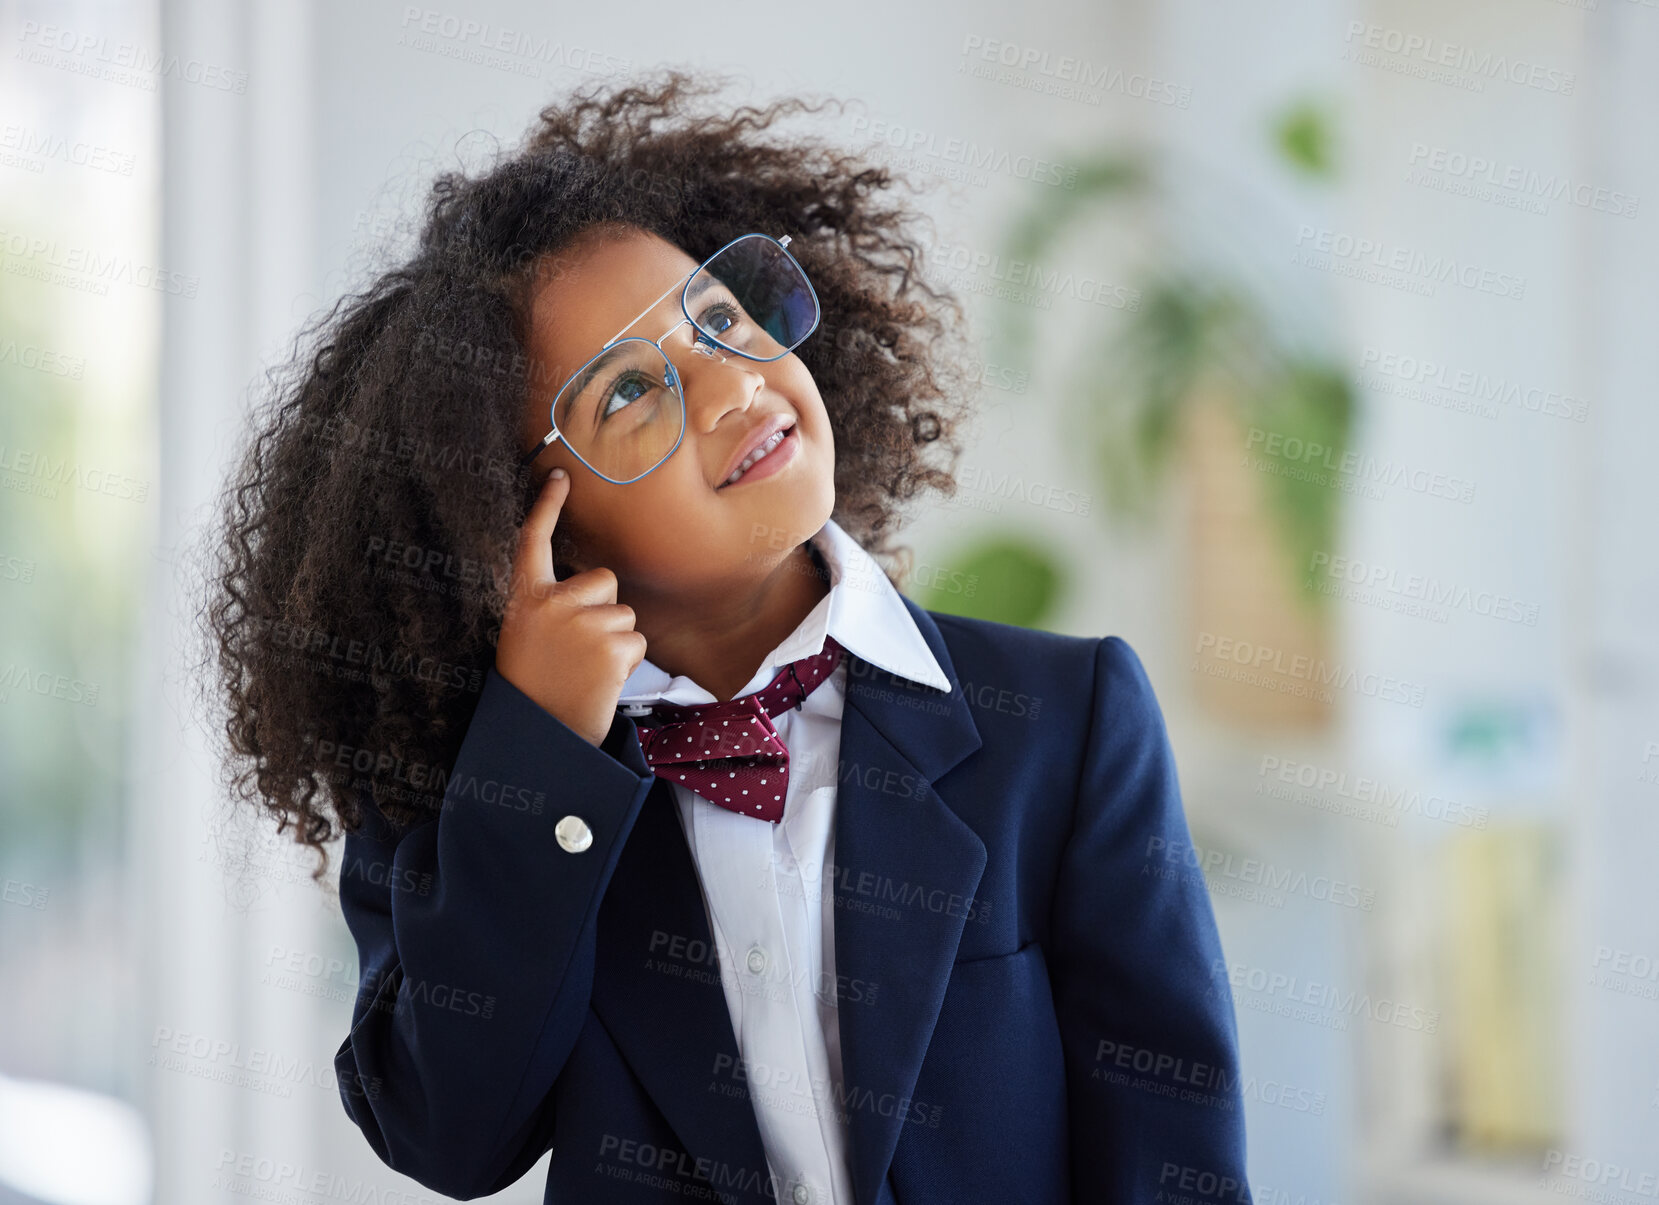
[{"xmin": 919, "ymin": 100, "xmax": 1356, "ymax": 727}]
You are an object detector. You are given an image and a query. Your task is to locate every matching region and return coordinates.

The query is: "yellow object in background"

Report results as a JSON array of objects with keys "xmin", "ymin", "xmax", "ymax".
[{"xmin": 1440, "ymin": 822, "xmax": 1565, "ymax": 1151}]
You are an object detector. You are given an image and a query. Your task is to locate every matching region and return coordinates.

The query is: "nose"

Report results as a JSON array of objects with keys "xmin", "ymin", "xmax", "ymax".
[{"xmin": 675, "ymin": 339, "xmax": 765, "ymax": 433}]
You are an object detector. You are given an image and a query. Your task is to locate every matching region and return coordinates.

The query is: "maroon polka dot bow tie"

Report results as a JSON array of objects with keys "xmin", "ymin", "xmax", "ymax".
[{"xmin": 630, "ymin": 635, "xmax": 847, "ymax": 823}]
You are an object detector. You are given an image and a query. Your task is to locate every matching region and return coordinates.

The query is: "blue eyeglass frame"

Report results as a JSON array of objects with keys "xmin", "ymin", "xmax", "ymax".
[{"xmin": 520, "ymin": 232, "xmax": 822, "ymax": 484}]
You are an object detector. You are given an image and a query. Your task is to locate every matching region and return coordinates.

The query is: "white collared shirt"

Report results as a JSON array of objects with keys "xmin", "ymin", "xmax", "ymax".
[{"xmin": 615, "ymin": 517, "xmax": 951, "ymax": 1205}]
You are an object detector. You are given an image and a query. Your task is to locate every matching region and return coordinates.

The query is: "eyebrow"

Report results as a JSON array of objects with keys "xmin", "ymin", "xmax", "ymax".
[
  {"xmin": 685, "ymin": 274, "xmax": 716, "ymax": 306},
  {"xmin": 565, "ymin": 356, "xmax": 609, "ymax": 437},
  {"xmin": 556, "ymin": 262, "xmax": 702, "ymax": 436}
]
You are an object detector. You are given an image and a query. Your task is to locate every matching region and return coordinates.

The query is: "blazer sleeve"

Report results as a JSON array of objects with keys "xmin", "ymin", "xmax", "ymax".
[
  {"xmin": 1049, "ymin": 635, "xmax": 1252, "ymax": 1204},
  {"xmin": 332, "ymin": 665, "xmax": 657, "ymax": 1199}
]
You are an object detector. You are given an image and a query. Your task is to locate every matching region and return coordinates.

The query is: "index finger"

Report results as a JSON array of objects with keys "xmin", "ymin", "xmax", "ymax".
[{"xmin": 514, "ymin": 467, "xmax": 569, "ymax": 590}]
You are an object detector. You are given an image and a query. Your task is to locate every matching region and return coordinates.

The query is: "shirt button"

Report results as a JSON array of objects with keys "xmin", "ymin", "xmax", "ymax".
[
  {"xmin": 555, "ymin": 816, "xmax": 592, "ymax": 853},
  {"xmin": 792, "ymin": 1183, "xmax": 812, "ymax": 1204},
  {"xmin": 745, "ymin": 945, "xmax": 768, "ymax": 975}
]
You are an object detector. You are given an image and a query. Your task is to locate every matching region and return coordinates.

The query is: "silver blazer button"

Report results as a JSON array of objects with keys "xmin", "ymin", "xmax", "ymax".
[{"xmin": 555, "ymin": 815, "xmax": 593, "ymax": 853}]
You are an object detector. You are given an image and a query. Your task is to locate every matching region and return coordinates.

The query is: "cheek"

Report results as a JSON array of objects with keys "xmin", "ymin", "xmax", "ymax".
[
  {"xmin": 590, "ymin": 481, "xmax": 711, "ymax": 556},
  {"xmin": 797, "ymin": 392, "xmax": 832, "ymax": 450},
  {"xmin": 552, "ymin": 484, "xmax": 618, "ymax": 556}
]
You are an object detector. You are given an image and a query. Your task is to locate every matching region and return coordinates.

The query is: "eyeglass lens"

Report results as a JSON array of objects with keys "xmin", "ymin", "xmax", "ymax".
[{"xmin": 551, "ymin": 236, "xmax": 818, "ymax": 483}]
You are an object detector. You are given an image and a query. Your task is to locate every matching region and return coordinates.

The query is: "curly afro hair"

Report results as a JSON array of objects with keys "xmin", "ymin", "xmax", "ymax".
[{"xmin": 194, "ymin": 67, "xmax": 979, "ymax": 882}]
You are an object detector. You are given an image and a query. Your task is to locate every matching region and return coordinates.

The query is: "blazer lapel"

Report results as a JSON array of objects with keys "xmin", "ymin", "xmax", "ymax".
[
  {"xmin": 591, "ymin": 776, "xmax": 779, "ymax": 1205},
  {"xmin": 832, "ymin": 595, "xmax": 986, "ymax": 1205},
  {"xmin": 591, "ymin": 596, "xmax": 985, "ymax": 1205}
]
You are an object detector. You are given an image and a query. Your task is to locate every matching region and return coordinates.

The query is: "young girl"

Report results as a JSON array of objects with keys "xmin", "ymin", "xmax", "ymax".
[{"xmin": 204, "ymin": 70, "xmax": 1251, "ymax": 1205}]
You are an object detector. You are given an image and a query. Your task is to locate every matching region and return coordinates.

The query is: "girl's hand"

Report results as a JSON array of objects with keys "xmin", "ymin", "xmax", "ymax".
[{"xmin": 496, "ymin": 469, "xmax": 648, "ymax": 747}]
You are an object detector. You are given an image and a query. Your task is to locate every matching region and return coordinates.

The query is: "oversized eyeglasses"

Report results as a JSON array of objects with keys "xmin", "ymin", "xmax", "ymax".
[{"xmin": 520, "ymin": 232, "xmax": 821, "ymax": 484}]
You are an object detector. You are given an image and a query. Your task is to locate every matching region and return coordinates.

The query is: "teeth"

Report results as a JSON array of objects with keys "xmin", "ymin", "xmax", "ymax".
[{"xmin": 726, "ymin": 428, "xmax": 787, "ymax": 485}]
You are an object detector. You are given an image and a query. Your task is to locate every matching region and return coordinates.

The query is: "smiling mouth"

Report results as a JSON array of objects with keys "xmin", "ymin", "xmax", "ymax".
[{"xmin": 718, "ymin": 424, "xmax": 797, "ymax": 488}]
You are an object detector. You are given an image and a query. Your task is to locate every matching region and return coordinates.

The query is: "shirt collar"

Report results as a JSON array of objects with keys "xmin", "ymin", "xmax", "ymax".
[{"xmin": 615, "ymin": 516, "xmax": 952, "ymax": 709}]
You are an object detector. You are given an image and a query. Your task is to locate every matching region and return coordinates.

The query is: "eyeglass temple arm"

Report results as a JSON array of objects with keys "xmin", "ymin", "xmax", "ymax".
[{"xmin": 521, "ymin": 429, "xmax": 558, "ymax": 467}]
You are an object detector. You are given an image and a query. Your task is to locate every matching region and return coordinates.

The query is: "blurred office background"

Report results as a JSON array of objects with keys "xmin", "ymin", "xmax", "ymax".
[{"xmin": 2, "ymin": 0, "xmax": 1655, "ymax": 1200}]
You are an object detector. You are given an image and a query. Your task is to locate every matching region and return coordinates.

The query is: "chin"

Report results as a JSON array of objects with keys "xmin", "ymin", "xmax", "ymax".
[
  {"xmin": 734, "ymin": 480, "xmax": 832, "ymax": 553},
  {"xmin": 781, "ymin": 460, "xmax": 835, "ymax": 528}
]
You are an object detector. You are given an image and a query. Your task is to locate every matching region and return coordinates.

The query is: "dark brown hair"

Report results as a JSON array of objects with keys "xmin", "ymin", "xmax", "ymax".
[{"xmin": 194, "ymin": 67, "xmax": 977, "ymax": 881}]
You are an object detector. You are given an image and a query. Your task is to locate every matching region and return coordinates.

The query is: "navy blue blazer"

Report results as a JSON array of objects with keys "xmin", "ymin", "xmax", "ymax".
[{"xmin": 333, "ymin": 597, "xmax": 1252, "ymax": 1204}]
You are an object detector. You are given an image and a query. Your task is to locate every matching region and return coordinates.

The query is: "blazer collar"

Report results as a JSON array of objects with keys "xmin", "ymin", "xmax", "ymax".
[{"xmin": 590, "ymin": 594, "xmax": 985, "ymax": 1205}]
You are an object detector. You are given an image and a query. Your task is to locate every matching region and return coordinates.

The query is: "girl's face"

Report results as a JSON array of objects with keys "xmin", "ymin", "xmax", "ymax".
[{"xmin": 519, "ymin": 230, "xmax": 835, "ymax": 595}]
